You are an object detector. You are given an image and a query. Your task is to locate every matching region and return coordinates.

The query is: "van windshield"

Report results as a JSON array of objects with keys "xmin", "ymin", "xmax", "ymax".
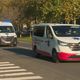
[
  {"xmin": 0, "ymin": 26, "xmax": 15, "ymax": 33},
  {"xmin": 52, "ymin": 26, "xmax": 80, "ymax": 37}
]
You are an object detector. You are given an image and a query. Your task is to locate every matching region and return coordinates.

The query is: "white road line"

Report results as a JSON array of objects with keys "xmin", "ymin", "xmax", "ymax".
[
  {"xmin": 0, "ymin": 72, "xmax": 34, "ymax": 77},
  {"xmin": 0, "ymin": 62, "xmax": 10, "ymax": 64},
  {"xmin": 0, "ymin": 69, "xmax": 27, "ymax": 73},
  {"xmin": 0, "ymin": 62, "xmax": 43, "ymax": 80},
  {"xmin": 0, "ymin": 66, "xmax": 20, "ymax": 69},
  {"xmin": 0, "ymin": 64, "xmax": 15, "ymax": 67},
  {"xmin": 0, "ymin": 76, "xmax": 43, "ymax": 80}
]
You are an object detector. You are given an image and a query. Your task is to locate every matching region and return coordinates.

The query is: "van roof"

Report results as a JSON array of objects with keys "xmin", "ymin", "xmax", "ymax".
[
  {"xmin": 0, "ymin": 21, "xmax": 13, "ymax": 26},
  {"xmin": 32, "ymin": 23, "xmax": 80, "ymax": 27}
]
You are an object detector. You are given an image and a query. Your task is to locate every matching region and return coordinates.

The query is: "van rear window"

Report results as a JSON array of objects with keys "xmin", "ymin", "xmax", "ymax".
[{"xmin": 33, "ymin": 26, "xmax": 45, "ymax": 37}]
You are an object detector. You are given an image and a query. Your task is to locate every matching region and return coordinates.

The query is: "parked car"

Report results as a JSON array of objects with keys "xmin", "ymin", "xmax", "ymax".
[
  {"xmin": 15, "ymin": 30, "xmax": 21, "ymax": 37},
  {"xmin": 21, "ymin": 30, "xmax": 31, "ymax": 37}
]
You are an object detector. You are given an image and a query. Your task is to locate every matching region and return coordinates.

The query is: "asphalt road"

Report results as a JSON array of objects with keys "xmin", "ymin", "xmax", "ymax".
[{"xmin": 0, "ymin": 42, "xmax": 80, "ymax": 80}]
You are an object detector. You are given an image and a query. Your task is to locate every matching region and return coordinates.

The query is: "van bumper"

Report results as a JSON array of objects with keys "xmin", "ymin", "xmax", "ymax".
[
  {"xmin": 0, "ymin": 37, "xmax": 17, "ymax": 46},
  {"xmin": 58, "ymin": 52, "xmax": 80, "ymax": 61}
]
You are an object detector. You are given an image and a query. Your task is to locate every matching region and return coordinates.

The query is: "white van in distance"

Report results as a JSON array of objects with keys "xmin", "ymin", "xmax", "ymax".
[
  {"xmin": 0, "ymin": 21, "xmax": 17, "ymax": 46},
  {"xmin": 32, "ymin": 23, "xmax": 80, "ymax": 62}
]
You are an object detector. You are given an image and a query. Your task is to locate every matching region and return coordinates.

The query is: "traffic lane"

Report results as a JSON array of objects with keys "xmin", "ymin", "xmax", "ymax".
[{"xmin": 2, "ymin": 47, "xmax": 80, "ymax": 80}]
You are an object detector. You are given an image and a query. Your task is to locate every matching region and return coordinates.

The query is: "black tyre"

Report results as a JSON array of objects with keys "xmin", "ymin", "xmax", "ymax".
[
  {"xmin": 33, "ymin": 46, "xmax": 40, "ymax": 57},
  {"xmin": 12, "ymin": 39, "xmax": 17, "ymax": 47},
  {"xmin": 52, "ymin": 49, "xmax": 59, "ymax": 63}
]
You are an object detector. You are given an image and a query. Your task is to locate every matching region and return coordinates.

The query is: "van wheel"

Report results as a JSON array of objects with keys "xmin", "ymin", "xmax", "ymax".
[
  {"xmin": 33, "ymin": 46, "xmax": 40, "ymax": 57},
  {"xmin": 52, "ymin": 49, "xmax": 59, "ymax": 63},
  {"xmin": 12, "ymin": 39, "xmax": 17, "ymax": 47}
]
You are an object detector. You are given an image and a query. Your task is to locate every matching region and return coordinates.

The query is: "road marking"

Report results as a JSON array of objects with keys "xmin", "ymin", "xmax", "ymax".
[
  {"xmin": 0, "ymin": 69, "xmax": 27, "ymax": 73},
  {"xmin": 0, "ymin": 63, "xmax": 15, "ymax": 67},
  {"xmin": 0, "ymin": 66, "xmax": 20, "ymax": 69},
  {"xmin": 0, "ymin": 72, "xmax": 34, "ymax": 77},
  {"xmin": 0, "ymin": 76, "xmax": 43, "ymax": 80},
  {"xmin": 0, "ymin": 62, "xmax": 10, "ymax": 64},
  {"xmin": 0, "ymin": 61, "xmax": 43, "ymax": 80}
]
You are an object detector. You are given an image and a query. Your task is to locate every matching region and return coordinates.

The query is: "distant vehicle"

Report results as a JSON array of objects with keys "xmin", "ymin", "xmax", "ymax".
[
  {"xmin": 32, "ymin": 23, "xmax": 80, "ymax": 62},
  {"xmin": 0, "ymin": 21, "xmax": 17, "ymax": 46},
  {"xmin": 21, "ymin": 30, "xmax": 31, "ymax": 37},
  {"xmin": 15, "ymin": 30, "xmax": 21, "ymax": 37}
]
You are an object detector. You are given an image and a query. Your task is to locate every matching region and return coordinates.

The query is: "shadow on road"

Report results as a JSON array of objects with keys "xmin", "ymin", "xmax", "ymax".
[
  {"xmin": 4, "ymin": 47, "xmax": 53, "ymax": 62},
  {"xmin": 4, "ymin": 47, "xmax": 80, "ymax": 63}
]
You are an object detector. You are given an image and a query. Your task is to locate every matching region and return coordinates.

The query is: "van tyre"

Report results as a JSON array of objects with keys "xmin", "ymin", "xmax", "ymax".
[
  {"xmin": 12, "ymin": 39, "xmax": 17, "ymax": 47},
  {"xmin": 33, "ymin": 46, "xmax": 40, "ymax": 57},
  {"xmin": 52, "ymin": 49, "xmax": 59, "ymax": 63},
  {"xmin": 13, "ymin": 41, "xmax": 17, "ymax": 46}
]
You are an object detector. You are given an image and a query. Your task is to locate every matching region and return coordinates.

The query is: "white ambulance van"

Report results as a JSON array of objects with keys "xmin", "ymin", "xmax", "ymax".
[
  {"xmin": 0, "ymin": 21, "xmax": 17, "ymax": 46},
  {"xmin": 32, "ymin": 23, "xmax": 80, "ymax": 62}
]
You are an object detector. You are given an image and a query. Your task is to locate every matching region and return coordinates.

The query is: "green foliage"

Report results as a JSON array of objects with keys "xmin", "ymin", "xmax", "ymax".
[
  {"xmin": 18, "ymin": 36, "xmax": 32, "ymax": 43},
  {"xmin": 23, "ymin": 0, "xmax": 43, "ymax": 23},
  {"xmin": 0, "ymin": 0, "xmax": 80, "ymax": 24},
  {"xmin": 60, "ymin": 0, "xmax": 80, "ymax": 24}
]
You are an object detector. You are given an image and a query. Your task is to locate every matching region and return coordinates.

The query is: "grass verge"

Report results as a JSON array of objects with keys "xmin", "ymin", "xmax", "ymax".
[{"xmin": 18, "ymin": 36, "xmax": 32, "ymax": 43}]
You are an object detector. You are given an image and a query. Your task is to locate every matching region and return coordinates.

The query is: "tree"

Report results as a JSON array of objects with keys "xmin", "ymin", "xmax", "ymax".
[
  {"xmin": 23, "ymin": 0, "xmax": 43, "ymax": 24},
  {"xmin": 60, "ymin": 0, "xmax": 80, "ymax": 24},
  {"xmin": 0, "ymin": 0, "xmax": 80, "ymax": 25},
  {"xmin": 41, "ymin": 0, "xmax": 62, "ymax": 23}
]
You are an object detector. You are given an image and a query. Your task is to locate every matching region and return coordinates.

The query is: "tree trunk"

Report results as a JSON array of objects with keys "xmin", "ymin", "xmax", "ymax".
[{"xmin": 73, "ymin": 18, "xmax": 76, "ymax": 24}]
